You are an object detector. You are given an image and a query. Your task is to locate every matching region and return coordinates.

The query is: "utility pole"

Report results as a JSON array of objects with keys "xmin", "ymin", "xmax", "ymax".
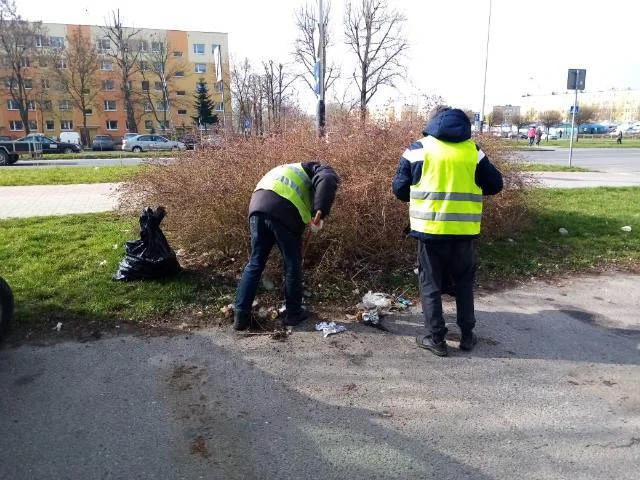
[
  {"xmin": 567, "ymin": 68, "xmax": 586, "ymax": 167},
  {"xmin": 316, "ymin": 0, "xmax": 326, "ymax": 137},
  {"xmin": 479, "ymin": 0, "xmax": 492, "ymax": 133}
]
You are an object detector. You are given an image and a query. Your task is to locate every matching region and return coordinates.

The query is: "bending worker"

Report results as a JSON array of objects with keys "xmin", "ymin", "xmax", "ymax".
[
  {"xmin": 392, "ymin": 106, "xmax": 503, "ymax": 356},
  {"xmin": 234, "ymin": 161, "xmax": 339, "ymax": 331}
]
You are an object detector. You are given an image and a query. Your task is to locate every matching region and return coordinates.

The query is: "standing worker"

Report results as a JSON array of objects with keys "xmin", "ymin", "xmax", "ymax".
[
  {"xmin": 392, "ymin": 106, "xmax": 503, "ymax": 356},
  {"xmin": 233, "ymin": 161, "xmax": 339, "ymax": 330}
]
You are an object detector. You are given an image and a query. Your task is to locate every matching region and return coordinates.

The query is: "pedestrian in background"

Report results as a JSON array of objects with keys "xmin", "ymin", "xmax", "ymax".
[
  {"xmin": 528, "ymin": 126, "xmax": 536, "ymax": 146},
  {"xmin": 392, "ymin": 106, "xmax": 503, "ymax": 357},
  {"xmin": 616, "ymin": 129, "xmax": 623, "ymax": 145},
  {"xmin": 535, "ymin": 127, "xmax": 542, "ymax": 146}
]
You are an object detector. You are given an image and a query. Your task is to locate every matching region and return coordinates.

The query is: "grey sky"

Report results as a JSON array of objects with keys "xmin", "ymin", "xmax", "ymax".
[{"xmin": 22, "ymin": 0, "xmax": 640, "ymax": 112}]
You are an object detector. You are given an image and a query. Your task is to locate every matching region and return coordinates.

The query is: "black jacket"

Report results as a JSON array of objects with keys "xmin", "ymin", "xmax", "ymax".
[
  {"xmin": 391, "ymin": 108, "xmax": 503, "ymax": 241},
  {"xmin": 249, "ymin": 162, "xmax": 339, "ymax": 235}
]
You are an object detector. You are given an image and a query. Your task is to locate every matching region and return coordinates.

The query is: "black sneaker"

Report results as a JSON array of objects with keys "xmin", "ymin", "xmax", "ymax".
[
  {"xmin": 415, "ymin": 335, "xmax": 448, "ymax": 357},
  {"xmin": 459, "ymin": 332, "xmax": 478, "ymax": 351},
  {"xmin": 283, "ymin": 307, "xmax": 309, "ymax": 326},
  {"xmin": 233, "ymin": 311, "xmax": 251, "ymax": 331}
]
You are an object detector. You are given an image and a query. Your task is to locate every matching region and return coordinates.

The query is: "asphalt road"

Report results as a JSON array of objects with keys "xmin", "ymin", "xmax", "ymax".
[
  {"xmin": 1, "ymin": 273, "xmax": 639, "ymax": 479},
  {"xmin": 518, "ymin": 147, "xmax": 640, "ymax": 173}
]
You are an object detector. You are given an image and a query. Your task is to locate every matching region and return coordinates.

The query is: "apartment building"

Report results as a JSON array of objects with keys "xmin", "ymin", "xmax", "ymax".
[{"xmin": 0, "ymin": 23, "xmax": 231, "ymax": 141}]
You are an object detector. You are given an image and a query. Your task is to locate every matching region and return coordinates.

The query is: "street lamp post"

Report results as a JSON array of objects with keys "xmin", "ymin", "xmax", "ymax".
[
  {"xmin": 479, "ymin": 0, "xmax": 492, "ymax": 133},
  {"xmin": 316, "ymin": 0, "xmax": 326, "ymax": 137}
]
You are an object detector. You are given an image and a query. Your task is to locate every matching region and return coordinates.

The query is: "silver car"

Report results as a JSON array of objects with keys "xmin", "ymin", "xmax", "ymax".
[{"xmin": 122, "ymin": 134, "xmax": 186, "ymax": 152}]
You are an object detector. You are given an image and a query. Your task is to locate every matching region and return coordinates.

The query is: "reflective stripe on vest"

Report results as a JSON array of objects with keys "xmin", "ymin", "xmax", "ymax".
[
  {"xmin": 409, "ymin": 136, "xmax": 483, "ymax": 236},
  {"xmin": 255, "ymin": 163, "xmax": 312, "ymax": 223}
]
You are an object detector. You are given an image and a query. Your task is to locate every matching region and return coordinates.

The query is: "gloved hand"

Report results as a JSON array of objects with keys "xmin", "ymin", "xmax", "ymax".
[{"xmin": 308, "ymin": 218, "xmax": 324, "ymax": 234}]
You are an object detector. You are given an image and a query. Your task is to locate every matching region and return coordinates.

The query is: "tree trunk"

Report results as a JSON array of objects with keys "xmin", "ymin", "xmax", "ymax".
[{"xmin": 123, "ymin": 84, "xmax": 137, "ymax": 132}]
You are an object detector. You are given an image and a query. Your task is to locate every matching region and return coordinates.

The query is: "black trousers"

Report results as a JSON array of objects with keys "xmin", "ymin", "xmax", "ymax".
[{"xmin": 417, "ymin": 239, "xmax": 477, "ymax": 342}]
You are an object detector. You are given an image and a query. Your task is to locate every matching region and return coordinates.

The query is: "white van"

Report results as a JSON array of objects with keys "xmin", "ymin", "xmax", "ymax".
[{"xmin": 59, "ymin": 131, "xmax": 81, "ymax": 146}]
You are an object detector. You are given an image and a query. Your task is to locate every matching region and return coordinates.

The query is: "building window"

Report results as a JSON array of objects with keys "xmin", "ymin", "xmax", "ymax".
[
  {"xmin": 60, "ymin": 120, "xmax": 73, "ymax": 130},
  {"xmin": 173, "ymin": 51, "xmax": 182, "ymax": 57},
  {"xmin": 28, "ymin": 120, "xmax": 37, "ymax": 130},
  {"xmin": 104, "ymin": 100, "xmax": 116, "ymax": 111},
  {"xmin": 139, "ymin": 60, "xmax": 148, "ymax": 71},
  {"xmin": 175, "ymin": 71, "xmax": 184, "ymax": 77},
  {"xmin": 194, "ymin": 63, "xmax": 206, "ymax": 73},
  {"xmin": 3, "ymin": 78, "xmax": 13, "ymax": 89},
  {"xmin": 177, "ymin": 109, "xmax": 187, "ymax": 115},
  {"xmin": 59, "ymin": 100, "xmax": 72, "ymax": 111},
  {"xmin": 154, "ymin": 81, "xmax": 163, "ymax": 91},
  {"xmin": 159, "ymin": 120, "xmax": 170, "ymax": 129},
  {"xmin": 42, "ymin": 100, "xmax": 52, "ymax": 111},
  {"xmin": 101, "ymin": 60, "xmax": 113, "ymax": 71},
  {"xmin": 7, "ymin": 99, "xmax": 19, "ymax": 110},
  {"xmin": 84, "ymin": 107, "xmax": 93, "ymax": 115},
  {"xmin": 41, "ymin": 78, "xmax": 50, "ymax": 89},
  {"xmin": 102, "ymin": 79, "xmax": 115, "ymax": 91},
  {"xmin": 141, "ymin": 80, "xmax": 149, "ymax": 91},
  {"xmin": 196, "ymin": 81, "xmax": 207, "ymax": 92},
  {"xmin": 55, "ymin": 58, "xmax": 67, "ymax": 69},
  {"xmin": 214, "ymin": 81, "xmax": 224, "ymax": 93},
  {"xmin": 193, "ymin": 43, "xmax": 205, "ymax": 55},
  {"xmin": 151, "ymin": 41, "xmax": 162, "ymax": 53},
  {"xmin": 155, "ymin": 101, "xmax": 168, "ymax": 112},
  {"xmin": 106, "ymin": 120, "xmax": 118, "ymax": 130},
  {"xmin": 144, "ymin": 101, "xmax": 152, "ymax": 112},
  {"xmin": 176, "ymin": 90, "xmax": 186, "ymax": 96},
  {"xmin": 24, "ymin": 78, "xmax": 33, "ymax": 89},
  {"xmin": 35, "ymin": 36, "xmax": 44, "ymax": 48},
  {"xmin": 98, "ymin": 38, "xmax": 110, "ymax": 51},
  {"xmin": 145, "ymin": 120, "xmax": 153, "ymax": 130},
  {"xmin": 27, "ymin": 100, "xmax": 35, "ymax": 111},
  {"xmin": 45, "ymin": 120, "xmax": 54, "ymax": 130},
  {"xmin": 215, "ymin": 102, "xmax": 224, "ymax": 111},
  {"xmin": 50, "ymin": 36, "xmax": 64, "ymax": 48},
  {"xmin": 20, "ymin": 57, "xmax": 30, "ymax": 68},
  {"xmin": 9, "ymin": 120, "xmax": 23, "ymax": 131},
  {"xmin": 138, "ymin": 40, "xmax": 148, "ymax": 52},
  {"xmin": 212, "ymin": 43, "xmax": 219, "ymax": 53}
]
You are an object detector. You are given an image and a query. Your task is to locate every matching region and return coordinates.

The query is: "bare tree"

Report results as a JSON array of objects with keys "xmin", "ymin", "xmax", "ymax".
[
  {"xmin": 48, "ymin": 28, "xmax": 99, "ymax": 145},
  {"xmin": 102, "ymin": 10, "xmax": 141, "ymax": 132},
  {"xmin": 231, "ymin": 58, "xmax": 253, "ymax": 132},
  {"xmin": 0, "ymin": 0, "xmax": 45, "ymax": 135},
  {"xmin": 538, "ymin": 110, "xmax": 562, "ymax": 141},
  {"xmin": 262, "ymin": 60, "xmax": 296, "ymax": 131},
  {"xmin": 293, "ymin": 2, "xmax": 339, "ymax": 95},
  {"xmin": 139, "ymin": 34, "xmax": 189, "ymax": 134},
  {"xmin": 344, "ymin": 0, "xmax": 408, "ymax": 120}
]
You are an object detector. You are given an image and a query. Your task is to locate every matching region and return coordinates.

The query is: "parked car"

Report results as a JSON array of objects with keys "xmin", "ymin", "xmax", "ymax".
[
  {"xmin": 178, "ymin": 135, "xmax": 198, "ymax": 150},
  {"xmin": 59, "ymin": 131, "xmax": 81, "ymax": 146},
  {"xmin": 16, "ymin": 133, "xmax": 82, "ymax": 154},
  {"xmin": 123, "ymin": 132, "xmax": 139, "ymax": 142},
  {"xmin": 0, "ymin": 135, "xmax": 12, "ymax": 142},
  {"xmin": 92, "ymin": 134, "xmax": 115, "ymax": 151},
  {"xmin": 121, "ymin": 134, "xmax": 186, "ymax": 152}
]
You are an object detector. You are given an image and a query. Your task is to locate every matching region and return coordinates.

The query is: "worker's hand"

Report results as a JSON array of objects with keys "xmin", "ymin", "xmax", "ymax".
[{"xmin": 308, "ymin": 218, "xmax": 324, "ymax": 234}]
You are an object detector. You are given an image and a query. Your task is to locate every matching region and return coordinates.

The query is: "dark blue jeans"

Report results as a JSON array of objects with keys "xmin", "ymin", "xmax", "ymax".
[{"xmin": 235, "ymin": 213, "xmax": 303, "ymax": 316}]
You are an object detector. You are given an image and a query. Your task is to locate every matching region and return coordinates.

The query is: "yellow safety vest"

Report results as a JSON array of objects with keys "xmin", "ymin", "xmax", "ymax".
[
  {"xmin": 409, "ymin": 136, "xmax": 483, "ymax": 236},
  {"xmin": 255, "ymin": 163, "xmax": 313, "ymax": 223}
]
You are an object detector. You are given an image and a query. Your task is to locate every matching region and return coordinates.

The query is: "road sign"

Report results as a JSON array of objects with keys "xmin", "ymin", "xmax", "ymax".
[
  {"xmin": 314, "ymin": 61, "xmax": 320, "ymax": 95},
  {"xmin": 474, "ymin": 113, "xmax": 480, "ymax": 122},
  {"xmin": 569, "ymin": 105, "xmax": 580, "ymax": 114},
  {"xmin": 567, "ymin": 69, "xmax": 586, "ymax": 90}
]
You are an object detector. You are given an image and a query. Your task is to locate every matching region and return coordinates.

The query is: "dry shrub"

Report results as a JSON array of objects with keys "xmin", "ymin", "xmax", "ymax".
[{"xmin": 119, "ymin": 119, "xmax": 533, "ymax": 287}]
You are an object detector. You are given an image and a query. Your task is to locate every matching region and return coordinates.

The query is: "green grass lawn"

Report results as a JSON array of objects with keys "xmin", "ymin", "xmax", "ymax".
[
  {"xmin": 517, "ymin": 163, "xmax": 592, "ymax": 172},
  {"xmin": 1, "ymin": 188, "xmax": 638, "ymax": 333},
  {"xmin": 0, "ymin": 165, "xmax": 143, "ymax": 186},
  {"xmin": 479, "ymin": 187, "xmax": 640, "ymax": 282},
  {"xmin": 0, "ymin": 214, "xmax": 223, "ymax": 331}
]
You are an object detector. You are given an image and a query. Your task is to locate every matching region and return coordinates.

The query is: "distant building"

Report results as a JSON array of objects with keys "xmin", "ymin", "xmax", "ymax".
[
  {"xmin": 520, "ymin": 88, "xmax": 640, "ymax": 122},
  {"xmin": 492, "ymin": 105, "xmax": 520, "ymax": 124},
  {"xmin": 0, "ymin": 22, "xmax": 231, "ymax": 140}
]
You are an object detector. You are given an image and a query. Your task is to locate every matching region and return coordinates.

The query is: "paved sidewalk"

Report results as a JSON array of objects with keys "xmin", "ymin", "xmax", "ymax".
[
  {"xmin": 533, "ymin": 171, "xmax": 640, "ymax": 188},
  {"xmin": 0, "ymin": 183, "xmax": 119, "ymax": 219},
  {"xmin": 1, "ymin": 273, "xmax": 639, "ymax": 479}
]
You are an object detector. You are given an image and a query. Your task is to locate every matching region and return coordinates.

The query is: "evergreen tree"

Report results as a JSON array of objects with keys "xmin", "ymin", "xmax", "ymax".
[{"xmin": 192, "ymin": 78, "xmax": 218, "ymax": 127}]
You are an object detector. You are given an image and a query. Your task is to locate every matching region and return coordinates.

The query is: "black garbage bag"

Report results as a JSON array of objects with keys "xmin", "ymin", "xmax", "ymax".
[{"xmin": 113, "ymin": 206, "xmax": 181, "ymax": 281}]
